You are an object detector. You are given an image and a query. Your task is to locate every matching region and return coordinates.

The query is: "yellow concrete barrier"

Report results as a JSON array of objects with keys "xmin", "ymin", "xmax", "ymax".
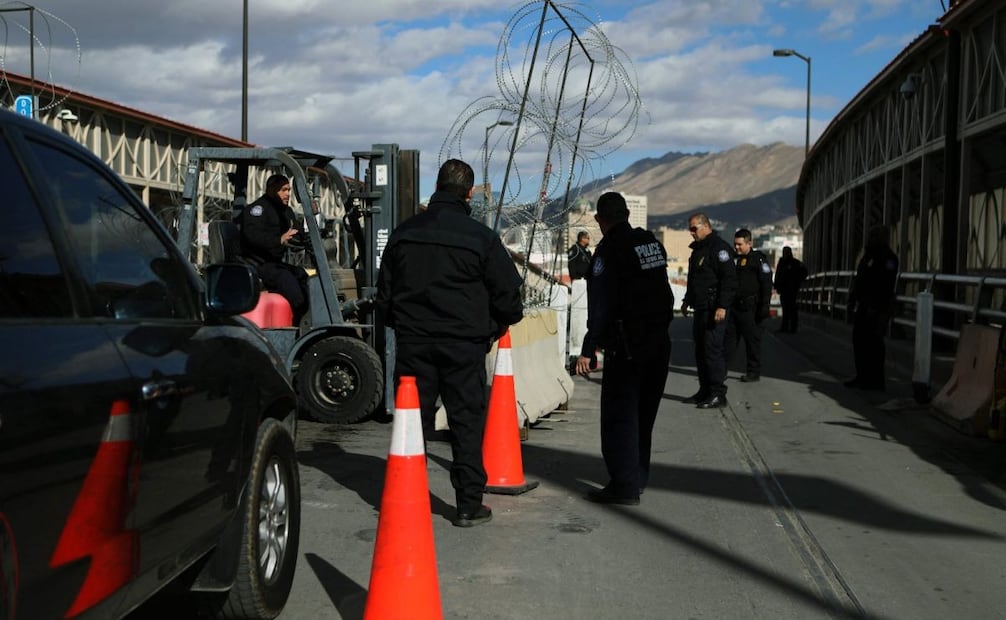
[{"xmin": 931, "ymin": 323, "xmax": 999, "ymax": 436}]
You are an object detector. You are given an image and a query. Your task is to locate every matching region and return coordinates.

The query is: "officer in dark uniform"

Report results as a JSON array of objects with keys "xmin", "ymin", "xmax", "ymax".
[
  {"xmin": 774, "ymin": 246, "xmax": 807, "ymax": 333},
  {"xmin": 680, "ymin": 213, "xmax": 737, "ymax": 409},
  {"xmin": 575, "ymin": 192, "xmax": 672, "ymax": 505},
  {"xmin": 375, "ymin": 159, "xmax": 524, "ymax": 527},
  {"xmin": 845, "ymin": 225, "xmax": 899, "ymax": 391},
  {"xmin": 239, "ymin": 173, "xmax": 310, "ymax": 325},
  {"xmin": 725, "ymin": 228, "xmax": 773, "ymax": 382},
  {"xmin": 567, "ymin": 230, "xmax": 592, "ymax": 280}
]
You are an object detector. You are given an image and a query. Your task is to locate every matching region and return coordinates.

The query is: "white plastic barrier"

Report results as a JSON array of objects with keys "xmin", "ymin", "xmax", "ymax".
[
  {"xmin": 568, "ymin": 279, "xmax": 588, "ymax": 358},
  {"xmin": 508, "ymin": 309, "xmax": 574, "ymax": 425},
  {"xmin": 434, "ymin": 308, "xmax": 574, "ymax": 430},
  {"xmin": 550, "ymin": 284, "xmax": 569, "ymax": 359}
]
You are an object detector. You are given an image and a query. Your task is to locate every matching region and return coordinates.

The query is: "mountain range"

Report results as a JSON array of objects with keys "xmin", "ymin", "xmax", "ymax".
[{"xmin": 576, "ymin": 142, "xmax": 804, "ymax": 231}]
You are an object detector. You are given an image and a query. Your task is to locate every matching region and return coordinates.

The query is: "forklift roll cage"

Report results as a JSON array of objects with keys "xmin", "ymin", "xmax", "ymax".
[{"xmin": 175, "ymin": 145, "xmax": 419, "ymax": 423}]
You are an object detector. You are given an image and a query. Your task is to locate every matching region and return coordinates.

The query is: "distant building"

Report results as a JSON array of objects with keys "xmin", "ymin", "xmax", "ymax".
[
  {"xmin": 623, "ymin": 194, "xmax": 648, "ymax": 229},
  {"xmin": 654, "ymin": 227, "xmax": 692, "ymax": 279}
]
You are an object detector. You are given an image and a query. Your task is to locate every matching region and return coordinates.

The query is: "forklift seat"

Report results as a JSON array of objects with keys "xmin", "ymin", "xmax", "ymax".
[{"xmin": 207, "ymin": 220, "xmax": 243, "ymax": 264}]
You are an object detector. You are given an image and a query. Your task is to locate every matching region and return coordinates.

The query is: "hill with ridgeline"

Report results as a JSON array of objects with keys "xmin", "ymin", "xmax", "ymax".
[{"xmin": 574, "ymin": 142, "xmax": 804, "ymax": 231}]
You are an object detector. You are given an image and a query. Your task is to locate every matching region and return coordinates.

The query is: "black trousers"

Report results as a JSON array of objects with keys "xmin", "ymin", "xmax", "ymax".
[
  {"xmin": 395, "ymin": 340, "xmax": 489, "ymax": 513},
  {"xmin": 257, "ymin": 262, "xmax": 309, "ymax": 323},
  {"xmin": 599, "ymin": 335, "xmax": 671, "ymax": 496},
  {"xmin": 725, "ymin": 307, "xmax": 762, "ymax": 376},
  {"xmin": 692, "ymin": 310, "xmax": 728, "ymax": 398},
  {"xmin": 779, "ymin": 294, "xmax": 799, "ymax": 332},
  {"xmin": 852, "ymin": 307, "xmax": 887, "ymax": 388}
]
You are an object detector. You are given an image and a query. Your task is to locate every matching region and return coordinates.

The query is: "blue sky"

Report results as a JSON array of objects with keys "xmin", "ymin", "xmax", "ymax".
[{"xmin": 2, "ymin": 1, "xmax": 944, "ymax": 202}]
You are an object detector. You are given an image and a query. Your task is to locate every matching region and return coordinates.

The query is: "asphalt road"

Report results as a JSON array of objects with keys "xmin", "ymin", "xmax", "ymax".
[{"xmin": 276, "ymin": 314, "xmax": 1006, "ymax": 620}]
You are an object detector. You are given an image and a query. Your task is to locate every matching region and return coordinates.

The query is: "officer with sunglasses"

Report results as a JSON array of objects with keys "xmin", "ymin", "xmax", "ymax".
[{"xmin": 680, "ymin": 213, "xmax": 737, "ymax": 409}]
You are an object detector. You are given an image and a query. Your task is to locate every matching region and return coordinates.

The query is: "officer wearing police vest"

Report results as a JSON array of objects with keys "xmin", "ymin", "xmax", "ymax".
[
  {"xmin": 680, "ymin": 213, "xmax": 737, "ymax": 409},
  {"xmin": 575, "ymin": 192, "xmax": 672, "ymax": 505},
  {"xmin": 725, "ymin": 228, "xmax": 772, "ymax": 383}
]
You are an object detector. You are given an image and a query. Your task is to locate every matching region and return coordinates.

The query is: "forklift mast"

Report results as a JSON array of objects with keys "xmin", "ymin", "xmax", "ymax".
[{"xmin": 347, "ymin": 144, "xmax": 420, "ymax": 409}]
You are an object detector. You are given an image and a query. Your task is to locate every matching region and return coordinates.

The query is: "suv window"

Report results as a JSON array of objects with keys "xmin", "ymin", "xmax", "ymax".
[
  {"xmin": 0, "ymin": 135, "xmax": 74, "ymax": 318},
  {"xmin": 26, "ymin": 138, "xmax": 198, "ymax": 320}
]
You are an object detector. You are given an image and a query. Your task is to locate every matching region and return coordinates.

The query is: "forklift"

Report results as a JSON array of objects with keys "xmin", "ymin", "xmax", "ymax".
[{"xmin": 175, "ymin": 144, "xmax": 420, "ymax": 423}]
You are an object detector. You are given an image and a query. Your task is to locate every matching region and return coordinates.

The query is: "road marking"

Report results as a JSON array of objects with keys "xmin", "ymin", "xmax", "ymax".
[{"xmin": 719, "ymin": 404, "xmax": 868, "ymax": 618}]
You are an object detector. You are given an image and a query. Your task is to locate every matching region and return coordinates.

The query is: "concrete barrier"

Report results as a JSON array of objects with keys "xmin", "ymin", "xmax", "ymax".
[
  {"xmin": 435, "ymin": 309, "xmax": 574, "ymax": 430},
  {"xmin": 568, "ymin": 279, "xmax": 588, "ymax": 362},
  {"xmin": 510, "ymin": 309, "xmax": 574, "ymax": 425},
  {"xmin": 931, "ymin": 323, "xmax": 999, "ymax": 436}
]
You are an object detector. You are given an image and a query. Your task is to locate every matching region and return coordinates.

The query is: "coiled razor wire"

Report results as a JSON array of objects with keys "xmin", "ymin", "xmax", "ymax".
[
  {"xmin": 0, "ymin": 2, "xmax": 81, "ymax": 113},
  {"xmin": 440, "ymin": 1, "xmax": 648, "ymax": 306}
]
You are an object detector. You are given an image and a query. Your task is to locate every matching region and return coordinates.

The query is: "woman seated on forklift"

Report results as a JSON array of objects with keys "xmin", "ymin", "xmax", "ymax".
[{"xmin": 239, "ymin": 173, "xmax": 310, "ymax": 326}]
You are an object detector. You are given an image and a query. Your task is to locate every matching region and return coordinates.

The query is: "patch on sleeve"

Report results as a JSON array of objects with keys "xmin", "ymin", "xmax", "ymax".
[
  {"xmin": 592, "ymin": 257, "xmax": 605, "ymax": 276},
  {"xmin": 761, "ymin": 262, "xmax": 771, "ymax": 274},
  {"xmin": 249, "ymin": 205, "xmax": 264, "ymax": 217},
  {"xmin": 718, "ymin": 249, "xmax": 731, "ymax": 263}
]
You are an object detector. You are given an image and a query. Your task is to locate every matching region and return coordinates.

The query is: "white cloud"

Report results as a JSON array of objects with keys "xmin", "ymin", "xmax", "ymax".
[{"xmin": 0, "ymin": 0, "xmax": 938, "ymax": 198}]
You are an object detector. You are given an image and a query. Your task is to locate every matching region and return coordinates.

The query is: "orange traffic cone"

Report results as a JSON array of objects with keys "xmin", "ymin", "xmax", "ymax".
[
  {"xmin": 483, "ymin": 330, "xmax": 539, "ymax": 495},
  {"xmin": 364, "ymin": 376, "xmax": 442, "ymax": 620},
  {"xmin": 50, "ymin": 399, "xmax": 140, "ymax": 618}
]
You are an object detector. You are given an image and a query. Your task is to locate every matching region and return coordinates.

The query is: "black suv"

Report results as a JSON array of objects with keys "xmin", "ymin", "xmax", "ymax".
[{"xmin": 0, "ymin": 109, "xmax": 300, "ymax": 619}]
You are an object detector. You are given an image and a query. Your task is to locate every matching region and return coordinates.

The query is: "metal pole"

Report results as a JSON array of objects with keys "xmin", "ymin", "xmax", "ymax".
[
  {"xmin": 483, "ymin": 120, "xmax": 512, "ymax": 227},
  {"xmin": 483, "ymin": 125, "xmax": 491, "ymax": 210},
  {"xmin": 772, "ymin": 48, "xmax": 811, "ymax": 157},
  {"xmin": 1, "ymin": 6, "xmax": 37, "ymax": 117},
  {"xmin": 241, "ymin": 0, "xmax": 248, "ymax": 141},
  {"xmin": 804, "ymin": 55, "xmax": 811, "ymax": 157},
  {"xmin": 29, "ymin": 6, "xmax": 34, "ymax": 118}
]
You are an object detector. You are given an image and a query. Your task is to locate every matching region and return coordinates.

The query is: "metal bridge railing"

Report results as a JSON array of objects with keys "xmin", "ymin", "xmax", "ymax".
[{"xmin": 798, "ymin": 271, "xmax": 1006, "ymax": 346}]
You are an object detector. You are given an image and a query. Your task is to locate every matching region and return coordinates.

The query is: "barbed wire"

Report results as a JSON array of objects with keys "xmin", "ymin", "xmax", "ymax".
[
  {"xmin": 440, "ymin": 1, "xmax": 647, "ymax": 305},
  {"xmin": 442, "ymin": 1, "xmax": 646, "ymax": 217},
  {"xmin": 0, "ymin": 2, "xmax": 81, "ymax": 111}
]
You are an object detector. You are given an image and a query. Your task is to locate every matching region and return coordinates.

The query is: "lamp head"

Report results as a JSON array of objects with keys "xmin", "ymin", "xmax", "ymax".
[
  {"xmin": 56, "ymin": 109, "xmax": 78, "ymax": 122},
  {"xmin": 773, "ymin": 49, "xmax": 795, "ymax": 57}
]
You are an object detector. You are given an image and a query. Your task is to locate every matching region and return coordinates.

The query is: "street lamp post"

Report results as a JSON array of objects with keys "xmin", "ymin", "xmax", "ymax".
[
  {"xmin": 773, "ymin": 48, "xmax": 811, "ymax": 157},
  {"xmin": 483, "ymin": 120, "xmax": 514, "ymax": 224},
  {"xmin": 242, "ymin": 0, "xmax": 248, "ymax": 142},
  {"xmin": 1, "ymin": 5, "xmax": 36, "ymax": 119}
]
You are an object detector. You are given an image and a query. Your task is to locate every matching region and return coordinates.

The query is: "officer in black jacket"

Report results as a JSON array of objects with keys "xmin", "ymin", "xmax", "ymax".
[
  {"xmin": 239, "ymin": 174, "xmax": 310, "ymax": 325},
  {"xmin": 567, "ymin": 230, "xmax": 592, "ymax": 280},
  {"xmin": 575, "ymin": 192, "xmax": 672, "ymax": 505},
  {"xmin": 680, "ymin": 213, "xmax": 737, "ymax": 409},
  {"xmin": 845, "ymin": 224, "xmax": 899, "ymax": 391},
  {"xmin": 375, "ymin": 159, "xmax": 523, "ymax": 528},
  {"xmin": 725, "ymin": 228, "xmax": 773, "ymax": 382}
]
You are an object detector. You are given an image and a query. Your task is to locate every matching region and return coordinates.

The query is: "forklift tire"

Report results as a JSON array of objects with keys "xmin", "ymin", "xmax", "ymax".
[{"xmin": 297, "ymin": 336, "xmax": 383, "ymax": 424}]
